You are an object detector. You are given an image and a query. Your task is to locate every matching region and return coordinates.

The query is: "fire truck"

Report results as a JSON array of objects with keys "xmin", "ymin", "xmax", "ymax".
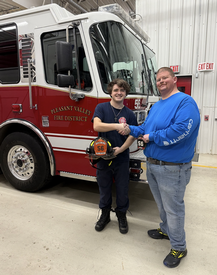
[{"xmin": 0, "ymin": 3, "xmax": 160, "ymax": 192}]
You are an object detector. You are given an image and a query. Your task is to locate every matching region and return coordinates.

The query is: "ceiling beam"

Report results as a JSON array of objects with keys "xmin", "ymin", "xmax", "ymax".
[{"xmin": 66, "ymin": 0, "xmax": 88, "ymax": 13}]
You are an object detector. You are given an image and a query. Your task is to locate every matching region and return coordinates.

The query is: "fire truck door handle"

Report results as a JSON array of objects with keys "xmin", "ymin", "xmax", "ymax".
[{"xmin": 69, "ymin": 92, "xmax": 85, "ymax": 102}]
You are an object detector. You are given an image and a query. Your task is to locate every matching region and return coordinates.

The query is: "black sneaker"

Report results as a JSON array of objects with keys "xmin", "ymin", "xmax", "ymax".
[
  {"xmin": 116, "ymin": 210, "xmax": 128, "ymax": 234},
  {"xmin": 163, "ymin": 249, "xmax": 187, "ymax": 268},
  {"xmin": 148, "ymin": 228, "xmax": 169, "ymax": 240},
  {"xmin": 95, "ymin": 208, "xmax": 111, "ymax": 232}
]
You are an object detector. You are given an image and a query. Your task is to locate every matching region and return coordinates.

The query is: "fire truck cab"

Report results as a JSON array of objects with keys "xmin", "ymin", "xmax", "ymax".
[{"xmin": 0, "ymin": 3, "xmax": 159, "ymax": 192}]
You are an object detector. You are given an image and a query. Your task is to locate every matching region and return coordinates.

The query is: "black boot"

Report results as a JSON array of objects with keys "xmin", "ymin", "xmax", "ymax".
[
  {"xmin": 95, "ymin": 208, "xmax": 111, "ymax": 232},
  {"xmin": 116, "ymin": 210, "xmax": 128, "ymax": 234}
]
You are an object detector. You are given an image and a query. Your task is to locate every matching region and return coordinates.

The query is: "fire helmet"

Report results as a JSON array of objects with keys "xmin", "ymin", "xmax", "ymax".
[
  {"xmin": 86, "ymin": 137, "xmax": 115, "ymax": 161},
  {"xmin": 137, "ymin": 134, "xmax": 146, "ymax": 150}
]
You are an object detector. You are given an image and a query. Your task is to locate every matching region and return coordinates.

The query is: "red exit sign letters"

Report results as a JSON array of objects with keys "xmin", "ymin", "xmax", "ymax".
[
  {"xmin": 170, "ymin": 65, "xmax": 180, "ymax": 73},
  {"xmin": 198, "ymin": 62, "xmax": 215, "ymax": 72}
]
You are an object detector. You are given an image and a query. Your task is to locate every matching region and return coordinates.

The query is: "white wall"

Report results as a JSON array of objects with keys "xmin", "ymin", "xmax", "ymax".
[{"xmin": 136, "ymin": 0, "xmax": 217, "ymax": 154}]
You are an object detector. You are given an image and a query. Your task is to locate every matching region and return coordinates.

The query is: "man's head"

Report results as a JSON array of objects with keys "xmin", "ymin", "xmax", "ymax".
[
  {"xmin": 156, "ymin": 67, "xmax": 175, "ymax": 77},
  {"xmin": 107, "ymin": 79, "xmax": 130, "ymax": 96},
  {"xmin": 156, "ymin": 67, "xmax": 177, "ymax": 98}
]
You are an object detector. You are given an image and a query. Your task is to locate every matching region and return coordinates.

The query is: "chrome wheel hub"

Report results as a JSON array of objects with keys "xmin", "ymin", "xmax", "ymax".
[{"xmin": 8, "ymin": 145, "xmax": 35, "ymax": 180}]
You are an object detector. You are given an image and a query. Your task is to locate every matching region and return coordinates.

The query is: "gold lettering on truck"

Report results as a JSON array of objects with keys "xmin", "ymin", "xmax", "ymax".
[{"xmin": 51, "ymin": 106, "xmax": 91, "ymax": 122}]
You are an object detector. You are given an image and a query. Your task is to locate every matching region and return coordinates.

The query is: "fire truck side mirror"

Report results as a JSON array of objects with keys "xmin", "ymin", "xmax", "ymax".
[
  {"xmin": 57, "ymin": 74, "xmax": 75, "ymax": 88},
  {"xmin": 56, "ymin": 41, "xmax": 73, "ymax": 72}
]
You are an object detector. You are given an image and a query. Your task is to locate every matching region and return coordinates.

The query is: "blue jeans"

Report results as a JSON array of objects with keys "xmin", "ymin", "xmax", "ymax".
[{"xmin": 146, "ymin": 161, "xmax": 192, "ymax": 251}]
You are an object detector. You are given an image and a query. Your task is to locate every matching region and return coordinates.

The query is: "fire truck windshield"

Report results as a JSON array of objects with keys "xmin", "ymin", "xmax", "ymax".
[{"xmin": 90, "ymin": 21, "xmax": 159, "ymax": 96}]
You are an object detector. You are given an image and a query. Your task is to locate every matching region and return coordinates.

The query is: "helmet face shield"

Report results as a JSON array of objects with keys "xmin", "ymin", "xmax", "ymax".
[{"xmin": 86, "ymin": 137, "xmax": 115, "ymax": 161}]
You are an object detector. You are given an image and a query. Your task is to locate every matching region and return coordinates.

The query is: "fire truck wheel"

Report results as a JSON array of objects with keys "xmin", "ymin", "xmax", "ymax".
[{"xmin": 0, "ymin": 132, "xmax": 51, "ymax": 192}]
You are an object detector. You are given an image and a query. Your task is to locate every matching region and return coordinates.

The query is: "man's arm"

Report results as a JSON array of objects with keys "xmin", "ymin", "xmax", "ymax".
[
  {"xmin": 113, "ymin": 135, "xmax": 136, "ymax": 156},
  {"xmin": 148, "ymin": 102, "xmax": 200, "ymax": 146},
  {"xmin": 93, "ymin": 117, "xmax": 125, "ymax": 132}
]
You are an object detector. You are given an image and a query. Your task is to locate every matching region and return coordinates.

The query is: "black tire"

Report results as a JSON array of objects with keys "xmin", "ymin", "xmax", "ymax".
[{"xmin": 0, "ymin": 132, "xmax": 51, "ymax": 192}]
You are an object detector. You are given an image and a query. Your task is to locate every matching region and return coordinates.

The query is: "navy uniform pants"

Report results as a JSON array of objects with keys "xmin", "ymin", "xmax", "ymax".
[{"xmin": 96, "ymin": 159, "xmax": 129, "ymax": 213}]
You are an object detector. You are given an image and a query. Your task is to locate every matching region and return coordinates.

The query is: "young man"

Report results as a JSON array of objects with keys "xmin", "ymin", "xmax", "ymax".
[
  {"xmin": 120, "ymin": 67, "xmax": 200, "ymax": 267},
  {"xmin": 92, "ymin": 78, "xmax": 137, "ymax": 234}
]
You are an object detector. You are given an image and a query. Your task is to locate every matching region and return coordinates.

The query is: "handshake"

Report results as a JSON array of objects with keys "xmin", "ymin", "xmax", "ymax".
[
  {"xmin": 117, "ymin": 123, "xmax": 150, "ymax": 144},
  {"xmin": 117, "ymin": 123, "xmax": 131, "ymax": 136}
]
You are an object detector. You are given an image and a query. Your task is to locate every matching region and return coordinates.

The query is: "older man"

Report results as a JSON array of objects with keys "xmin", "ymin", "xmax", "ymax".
[{"xmin": 120, "ymin": 67, "xmax": 200, "ymax": 268}]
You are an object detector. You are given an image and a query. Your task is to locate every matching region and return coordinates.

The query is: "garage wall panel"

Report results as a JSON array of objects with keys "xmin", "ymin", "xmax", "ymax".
[
  {"xmin": 202, "ymin": 0, "xmax": 217, "ymax": 108},
  {"xmin": 180, "ymin": 0, "xmax": 196, "ymax": 74},
  {"xmin": 191, "ymin": 2, "xmax": 205, "ymax": 106},
  {"xmin": 199, "ymin": 108, "xmax": 215, "ymax": 154},
  {"xmin": 157, "ymin": 1, "xmax": 171, "ymax": 66},
  {"xmin": 169, "ymin": 0, "xmax": 183, "ymax": 67}
]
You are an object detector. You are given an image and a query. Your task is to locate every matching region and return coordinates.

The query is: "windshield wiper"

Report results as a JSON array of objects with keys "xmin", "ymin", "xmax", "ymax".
[
  {"xmin": 141, "ymin": 53, "xmax": 152, "ymax": 106},
  {"xmin": 149, "ymin": 59, "xmax": 159, "ymax": 96}
]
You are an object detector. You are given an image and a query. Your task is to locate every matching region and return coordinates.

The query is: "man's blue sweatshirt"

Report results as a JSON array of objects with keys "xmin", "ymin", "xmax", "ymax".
[{"xmin": 129, "ymin": 92, "xmax": 200, "ymax": 163}]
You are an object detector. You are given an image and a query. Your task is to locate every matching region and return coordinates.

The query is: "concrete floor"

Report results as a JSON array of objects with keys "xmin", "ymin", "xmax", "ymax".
[{"xmin": 0, "ymin": 154, "xmax": 216, "ymax": 275}]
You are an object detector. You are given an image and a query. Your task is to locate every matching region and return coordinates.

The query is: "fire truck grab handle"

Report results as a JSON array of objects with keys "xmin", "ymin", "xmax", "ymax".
[{"xmin": 27, "ymin": 58, "xmax": 37, "ymax": 110}]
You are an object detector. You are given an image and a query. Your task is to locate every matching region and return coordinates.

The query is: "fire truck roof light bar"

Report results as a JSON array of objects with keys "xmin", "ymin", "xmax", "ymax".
[{"xmin": 98, "ymin": 4, "xmax": 150, "ymax": 43}]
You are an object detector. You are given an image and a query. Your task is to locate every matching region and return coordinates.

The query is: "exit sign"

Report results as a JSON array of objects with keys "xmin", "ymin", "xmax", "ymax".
[
  {"xmin": 170, "ymin": 65, "xmax": 180, "ymax": 73},
  {"xmin": 198, "ymin": 62, "xmax": 215, "ymax": 72}
]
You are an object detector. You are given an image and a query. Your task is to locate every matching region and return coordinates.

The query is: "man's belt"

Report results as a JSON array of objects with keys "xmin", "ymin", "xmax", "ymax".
[{"xmin": 147, "ymin": 157, "xmax": 186, "ymax": 166}]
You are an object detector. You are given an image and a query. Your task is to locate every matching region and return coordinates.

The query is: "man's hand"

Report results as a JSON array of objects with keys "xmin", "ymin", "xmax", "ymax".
[
  {"xmin": 113, "ymin": 147, "xmax": 121, "ymax": 156},
  {"xmin": 115, "ymin": 123, "xmax": 125, "ymax": 131},
  {"xmin": 143, "ymin": 134, "xmax": 150, "ymax": 143},
  {"xmin": 94, "ymin": 118, "xmax": 127, "ymax": 133},
  {"xmin": 113, "ymin": 135, "xmax": 135, "ymax": 156},
  {"xmin": 118, "ymin": 123, "xmax": 131, "ymax": 135}
]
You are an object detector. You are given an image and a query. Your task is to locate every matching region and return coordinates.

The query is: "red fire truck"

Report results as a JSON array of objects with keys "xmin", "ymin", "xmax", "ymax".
[{"xmin": 0, "ymin": 3, "xmax": 160, "ymax": 192}]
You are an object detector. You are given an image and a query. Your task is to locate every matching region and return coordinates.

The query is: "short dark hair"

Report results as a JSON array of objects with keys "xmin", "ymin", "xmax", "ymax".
[
  {"xmin": 157, "ymin": 67, "xmax": 175, "ymax": 77},
  {"xmin": 107, "ymin": 78, "xmax": 130, "ymax": 95}
]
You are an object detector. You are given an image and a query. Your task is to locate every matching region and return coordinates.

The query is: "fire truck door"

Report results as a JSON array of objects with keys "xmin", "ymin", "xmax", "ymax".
[
  {"xmin": 39, "ymin": 27, "xmax": 97, "ymax": 175},
  {"xmin": 176, "ymin": 76, "xmax": 192, "ymax": 95}
]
